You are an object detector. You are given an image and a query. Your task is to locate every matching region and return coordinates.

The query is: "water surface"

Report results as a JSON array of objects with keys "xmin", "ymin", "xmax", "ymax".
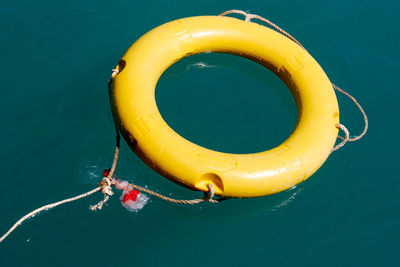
[{"xmin": 0, "ymin": 1, "xmax": 398, "ymax": 266}]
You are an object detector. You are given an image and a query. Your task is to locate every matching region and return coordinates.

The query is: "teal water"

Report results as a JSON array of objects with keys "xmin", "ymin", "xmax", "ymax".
[{"xmin": 0, "ymin": 1, "xmax": 398, "ymax": 266}]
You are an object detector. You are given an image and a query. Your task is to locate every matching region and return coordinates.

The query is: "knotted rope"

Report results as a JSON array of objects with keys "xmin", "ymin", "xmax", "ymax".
[
  {"xmin": 218, "ymin": 10, "xmax": 368, "ymax": 151},
  {"xmin": 0, "ymin": 125, "xmax": 219, "ymax": 245},
  {"xmin": 89, "ymin": 177, "xmax": 114, "ymax": 211}
]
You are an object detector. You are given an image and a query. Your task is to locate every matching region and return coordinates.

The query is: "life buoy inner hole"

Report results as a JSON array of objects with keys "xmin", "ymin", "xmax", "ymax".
[{"xmin": 155, "ymin": 53, "xmax": 297, "ymax": 154}]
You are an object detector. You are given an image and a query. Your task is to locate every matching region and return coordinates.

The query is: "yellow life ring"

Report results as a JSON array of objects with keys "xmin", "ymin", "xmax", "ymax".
[{"xmin": 110, "ymin": 16, "xmax": 339, "ymax": 198}]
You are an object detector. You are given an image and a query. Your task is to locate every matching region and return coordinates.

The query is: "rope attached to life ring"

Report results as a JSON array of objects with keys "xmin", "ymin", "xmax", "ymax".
[{"xmin": 0, "ymin": 10, "xmax": 368, "ymax": 245}]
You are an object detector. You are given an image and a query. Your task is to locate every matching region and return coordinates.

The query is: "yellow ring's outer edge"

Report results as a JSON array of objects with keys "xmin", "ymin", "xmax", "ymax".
[{"xmin": 111, "ymin": 16, "xmax": 339, "ymax": 197}]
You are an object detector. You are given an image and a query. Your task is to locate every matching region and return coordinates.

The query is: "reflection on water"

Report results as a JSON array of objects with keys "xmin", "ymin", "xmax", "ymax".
[
  {"xmin": 77, "ymin": 157, "xmax": 107, "ymax": 185},
  {"xmin": 184, "ymin": 62, "xmax": 217, "ymax": 72},
  {"xmin": 270, "ymin": 186, "xmax": 302, "ymax": 211}
]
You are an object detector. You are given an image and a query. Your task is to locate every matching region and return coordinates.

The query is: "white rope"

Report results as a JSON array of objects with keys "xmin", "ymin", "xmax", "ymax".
[
  {"xmin": 89, "ymin": 178, "xmax": 114, "ymax": 211},
  {"xmin": 332, "ymin": 124, "xmax": 350, "ymax": 151},
  {"xmin": 0, "ymin": 187, "xmax": 101, "ymax": 244},
  {"xmin": 111, "ymin": 68, "xmax": 119, "ymax": 78}
]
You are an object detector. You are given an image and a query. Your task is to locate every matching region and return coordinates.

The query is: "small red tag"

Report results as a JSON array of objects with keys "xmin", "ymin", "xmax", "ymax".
[
  {"xmin": 102, "ymin": 169, "xmax": 111, "ymax": 177},
  {"xmin": 121, "ymin": 189, "xmax": 140, "ymax": 202}
]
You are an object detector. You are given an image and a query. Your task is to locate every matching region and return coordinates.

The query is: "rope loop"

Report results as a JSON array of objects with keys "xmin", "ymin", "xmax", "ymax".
[
  {"xmin": 204, "ymin": 184, "xmax": 215, "ymax": 201},
  {"xmin": 111, "ymin": 68, "xmax": 120, "ymax": 78},
  {"xmin": 332, "ymin": 84, "xmax": 368, "ymax": 142},
  {"xmin": 89, "ymin": 177, "xmax": 115, "ymax": 211},
  {"xmin": 332, "ymin": 124, "xmax": 350, "ymax": 151},
  {"xmin": 108, "ymin": 68, "xmax": 120, "ymax": 89}
]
